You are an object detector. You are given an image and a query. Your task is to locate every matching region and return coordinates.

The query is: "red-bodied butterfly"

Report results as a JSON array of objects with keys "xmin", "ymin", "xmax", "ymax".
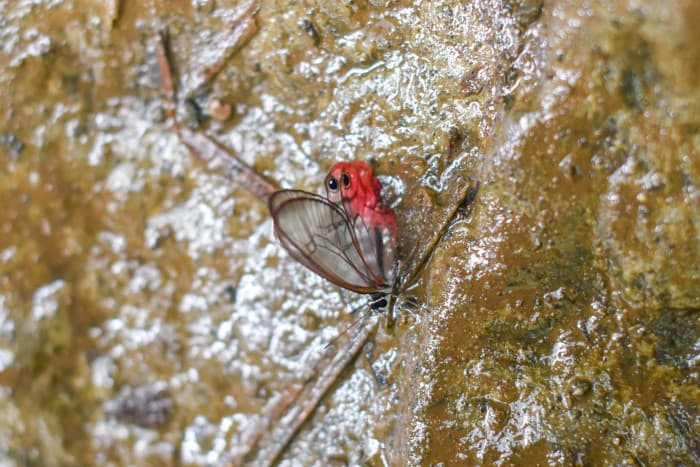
[{"xmin": 268, "ymin": 161, "xmax": 397, "ymax": 308}]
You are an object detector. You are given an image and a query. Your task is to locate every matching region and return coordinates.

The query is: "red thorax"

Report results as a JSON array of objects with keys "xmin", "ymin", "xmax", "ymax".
[{"xmin": 325, "ymin": 161, "xmax": 397, "ymax": 243}]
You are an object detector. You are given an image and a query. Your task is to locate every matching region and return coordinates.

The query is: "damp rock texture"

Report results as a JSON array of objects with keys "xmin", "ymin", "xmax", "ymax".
[
  {"xmin": 414, "ymin": 1, "xmax": 699, "ymax": 465},
  {"xmin": 0, "ymin": 0, "xmax": 697, "ymax": 466}
]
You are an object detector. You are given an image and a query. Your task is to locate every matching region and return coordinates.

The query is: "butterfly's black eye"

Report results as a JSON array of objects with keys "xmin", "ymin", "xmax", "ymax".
[
  {"xmin": 341, "ymin": 173, "xmax": 351, "ymax": 187},
  {"xmin": 328, "ymin": 177, "xmax": 339, "ymax": 191}
]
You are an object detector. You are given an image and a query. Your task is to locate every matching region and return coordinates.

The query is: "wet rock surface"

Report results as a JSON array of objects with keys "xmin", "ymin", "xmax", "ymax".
[{"xmin": 0, "ymin": 0, "xmax": 697, "ymax": 465}]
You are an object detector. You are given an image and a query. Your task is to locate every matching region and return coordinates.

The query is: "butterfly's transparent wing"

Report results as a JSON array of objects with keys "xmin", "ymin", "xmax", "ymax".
[
  {"xmin": 348, "ymin": 206, "xmax": 395, "ymax": 288},
  {"xmin": 269, "ymin": 190, "xmax": 394, "ymax": 294}
]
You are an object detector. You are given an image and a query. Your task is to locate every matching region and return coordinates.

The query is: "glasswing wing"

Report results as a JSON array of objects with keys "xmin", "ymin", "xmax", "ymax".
[{"xmin": 268, "ymin": 190, "xmax": 394, "ymax": 294}]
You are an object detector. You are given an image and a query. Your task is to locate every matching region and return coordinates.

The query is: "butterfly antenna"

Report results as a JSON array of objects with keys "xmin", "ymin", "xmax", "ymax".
[
  {"xmin": 347, "ymin": 300, "xmax": 369, "ymax": 316},
  {"xmin": 323, "ymin": 304, "xmax": 374, "ymax": 352}
]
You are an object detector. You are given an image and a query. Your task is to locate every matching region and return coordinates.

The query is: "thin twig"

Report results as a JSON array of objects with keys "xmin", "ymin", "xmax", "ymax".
[
  {"xmin": 157, "ymin": 28, "xmax": 277, "ymax": 204},
  {"xmin": 190, "ymin": 0, "xmax": 261, "ymax": 91},
  {"xmin": 250, "ymin": 318, "xmax": 377, "ymax": 466}
]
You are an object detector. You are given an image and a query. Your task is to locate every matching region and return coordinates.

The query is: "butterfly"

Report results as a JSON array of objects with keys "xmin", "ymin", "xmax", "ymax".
[{"xmin": 268, "ymin": 161, "xmax": 397, "ymax": 308}]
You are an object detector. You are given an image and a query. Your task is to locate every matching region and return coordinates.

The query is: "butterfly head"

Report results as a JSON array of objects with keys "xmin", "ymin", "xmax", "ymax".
[{"xmin": 325, "ymin": 161, "xmax": 381, "ymax": 209}]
